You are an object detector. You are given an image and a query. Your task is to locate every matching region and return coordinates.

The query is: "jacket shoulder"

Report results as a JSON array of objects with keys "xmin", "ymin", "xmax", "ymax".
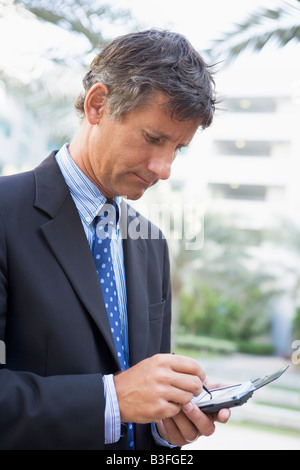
[
  {"xmin": 0, "ymin": 152, "xmax": 60, "ymax": 216},
  {"xmin": 0, "ymin": 169, "xmax": 35, "ymax": 212}
]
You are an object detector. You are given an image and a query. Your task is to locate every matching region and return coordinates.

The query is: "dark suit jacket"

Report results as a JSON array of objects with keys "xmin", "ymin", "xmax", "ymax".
[{"xmin": 0, "ymin": 152, "xmax": 172, "ymax": 450}]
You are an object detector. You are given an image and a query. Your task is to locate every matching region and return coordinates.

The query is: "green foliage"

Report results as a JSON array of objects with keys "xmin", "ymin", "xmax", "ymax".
[
  {"xmin": 175, "ymin": 334, "xmax": 274, "ymax": 356},
  {"xmin": 175, "ymin": 334, "xmax": 237, "ymax": 355},
  {"xmin": 179, "ymin": 279, "xmax": 272, "ymax": 342},
  {"xmin": 293, "ymin": 307, "xmax": 300, "ymax": 340},
  {"xmin": 176, "ymin": 212, "xmax": 279, "ymax": 343},
  {"xmin": 235, "ymin": 340, "xmax": 274, "ymax": 356}
]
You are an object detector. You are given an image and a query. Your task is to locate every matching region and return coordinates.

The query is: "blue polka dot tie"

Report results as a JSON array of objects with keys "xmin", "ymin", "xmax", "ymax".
[{"xmin": 93, "ymin": 200, "xmax": 134, "ymax": 449}]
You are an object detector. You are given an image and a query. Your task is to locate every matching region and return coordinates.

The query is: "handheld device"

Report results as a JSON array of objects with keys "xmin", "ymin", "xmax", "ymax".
[{"xmin": 194, "ymin": 365, "xmax": 289, "ymax": 414}]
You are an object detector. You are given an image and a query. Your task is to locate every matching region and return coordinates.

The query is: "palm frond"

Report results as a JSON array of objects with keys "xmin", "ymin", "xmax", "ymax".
[
  {"xmin": 13, "ymin": 0, "xmax": 132, "ymax": 51},
  {"xmin": 206, "ymin": 0, "xmax": 300, "ymax": 63},
  {"xmin": 0, "ymin": 1, "xmax": 133, "ymax": 144},
  {"xmin": 0, "ymin": 62, "xmax": 81, "ymax": 144}
]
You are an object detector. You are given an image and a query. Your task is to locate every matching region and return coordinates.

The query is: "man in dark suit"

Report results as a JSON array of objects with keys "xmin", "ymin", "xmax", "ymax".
[{"xmin": 0, "ymin": 29, "xmax": 230, "ymax": 449}]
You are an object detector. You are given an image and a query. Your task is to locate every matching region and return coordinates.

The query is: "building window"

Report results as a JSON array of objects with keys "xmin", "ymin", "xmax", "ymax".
[
  {"xmin": 208, "ymin": 183, "xmax": 267, "ymax": 201},
  {"xmin": 224, "ymin": 97, "xmax": 277, "ymax": 113},
  {"xmin": 208, "ymin": 183, "xmax": 285, "ymax": 202},
  {"xmin": 213, "ymin": 140, "xmax": 289, "ymax": 158}
]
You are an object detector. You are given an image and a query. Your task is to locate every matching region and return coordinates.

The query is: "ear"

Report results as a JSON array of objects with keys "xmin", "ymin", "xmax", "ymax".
[{"xmin": 84, "ymin": 83, "xmax": 109, "ymax": 125}]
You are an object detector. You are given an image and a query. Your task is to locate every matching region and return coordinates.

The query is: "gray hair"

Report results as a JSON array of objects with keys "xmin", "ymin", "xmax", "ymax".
[{"xmin": 74, "ymin": 29, "xmax": 218, "ymax": 129}]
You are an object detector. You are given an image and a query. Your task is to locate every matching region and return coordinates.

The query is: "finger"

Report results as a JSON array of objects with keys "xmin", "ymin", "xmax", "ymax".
[
  {"xmin": 160, "ymin": 417, "xmax": 187, "ymax": 446},
  {"xmin": 152, "ymin": 354, "xmax": 205, "ymax": 399},
  {"xmin": 215, "ymin": 408, "xmax": 231, "ymax": 423},
  {"xmin": 161, "ymin": 385, "xmax": 194, "ymax": 408},
  {"xmin": 171, "ymin": 410, "xmax": 200, "ymax": 443},
  {"xmin": 168, "ymin": 354, "xmax": 206, "ymax": 397},
  {"xmin": 170, "ymin": 372, "xmax": 203, "ymax": 398},
  {"xmin": 182, "ymin": 401, "xmax": 215, "ymax": 437},
  {"xmin": 170, "ymin": 355, "xmax": 206, "ymax": 382}
]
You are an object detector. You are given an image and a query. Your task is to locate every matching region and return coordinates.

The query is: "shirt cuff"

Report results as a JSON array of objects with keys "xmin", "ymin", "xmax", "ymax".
[
  {"xmin": 103, "ymin": 375, "xmax": 176, "ymax": 447},
  {"xmin": 103, "ymin": 374, "xmax": 121, "ymax": 444},
  {"xmin": 151, "ymin": 422, "xmax": 177, "ymax": 447}
]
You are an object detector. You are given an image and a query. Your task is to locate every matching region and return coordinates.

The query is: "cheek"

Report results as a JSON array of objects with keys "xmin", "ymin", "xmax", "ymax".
[
  {"xmin": 99, "ymin": 130, "xmax": 152, "ymax": 173},
  {"xmin": 120, "ymin": 141, "xmax": 151, "ymax": 169}
]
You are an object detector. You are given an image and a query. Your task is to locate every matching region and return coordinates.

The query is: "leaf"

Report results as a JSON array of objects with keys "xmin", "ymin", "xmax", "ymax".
[{"xmin": 206, "ymin": 0, "xmax": 300, "ymax": 64}]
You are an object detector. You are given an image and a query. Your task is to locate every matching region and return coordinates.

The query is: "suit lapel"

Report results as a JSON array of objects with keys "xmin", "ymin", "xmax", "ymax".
[
  {"xmin": 34, "ymin": 153, "xmax": 120, "ymax": 367},
  {"xmin": 121, "ymin": 203, "xmax": 149, "ymax": 366}
]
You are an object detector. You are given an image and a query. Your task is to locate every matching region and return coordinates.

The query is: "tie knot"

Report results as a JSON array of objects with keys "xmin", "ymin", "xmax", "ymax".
[{"xmin": 94, "ymin": 199, "xmax": 119, "ymax": 240}]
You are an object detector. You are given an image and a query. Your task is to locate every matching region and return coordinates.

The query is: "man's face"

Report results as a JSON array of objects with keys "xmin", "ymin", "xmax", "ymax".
[{"xmin": 80, "ymin": 92, "xmax": 200, "ymax": 200}]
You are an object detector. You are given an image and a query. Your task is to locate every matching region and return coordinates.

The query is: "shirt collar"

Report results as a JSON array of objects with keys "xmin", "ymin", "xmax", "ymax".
[{"xmin": 55, "ymin": 143, "xmax": 122, "ymax": 226}]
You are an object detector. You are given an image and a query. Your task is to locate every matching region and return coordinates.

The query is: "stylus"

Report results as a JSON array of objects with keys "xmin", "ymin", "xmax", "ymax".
[{"xmin": 203, "ymin": 385, "xmax": 212, "ymax": 400}]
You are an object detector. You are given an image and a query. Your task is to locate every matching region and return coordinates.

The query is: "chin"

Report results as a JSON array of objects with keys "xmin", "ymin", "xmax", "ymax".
[
  {"xmin": 126, "ymin": 194, "xmax": 144, "ymax": 201},
  {"xmin": 124, "ymin": 189, "xmax": 146, "ymax": 201}
]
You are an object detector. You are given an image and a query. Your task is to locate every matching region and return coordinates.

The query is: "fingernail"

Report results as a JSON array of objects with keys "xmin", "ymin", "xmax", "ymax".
[{"xmin": 182, "ymin": 402, "xmax": 194, "ymax": 413}]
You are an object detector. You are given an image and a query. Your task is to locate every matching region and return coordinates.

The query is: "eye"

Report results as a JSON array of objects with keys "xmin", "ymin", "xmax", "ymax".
[{"xmin": 145, "ymin": 133, "xmax": 161, "ymax": 144}]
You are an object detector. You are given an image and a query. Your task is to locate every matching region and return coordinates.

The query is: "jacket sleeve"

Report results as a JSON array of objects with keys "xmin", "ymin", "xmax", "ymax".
[
  {"xmin": 0, "ymin": 214, "xmax": 105, "ymax": 450},
  {"xmin": 0, "ymin": 369, "xmax": 104, "ymax": 449}
]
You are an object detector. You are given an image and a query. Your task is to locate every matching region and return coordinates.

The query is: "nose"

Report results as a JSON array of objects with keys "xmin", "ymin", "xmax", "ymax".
[{"xmin": 147, "ymin": 152, "xmax": 173, "ymax": 181}]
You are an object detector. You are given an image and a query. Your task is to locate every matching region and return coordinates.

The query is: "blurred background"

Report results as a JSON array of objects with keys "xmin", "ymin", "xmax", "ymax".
[{"xmin": 0, "ymin": 0, "xmax": 299, "ymax": 449}]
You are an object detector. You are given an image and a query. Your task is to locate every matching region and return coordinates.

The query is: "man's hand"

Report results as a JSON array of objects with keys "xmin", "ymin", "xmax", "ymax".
[
  {"xmin": 156, "ymin": 403, "xmax": 231, "ymax": 446},
  {"xmin": 113, "ymin": 353, "xmax": 206, "ymax": 423}
]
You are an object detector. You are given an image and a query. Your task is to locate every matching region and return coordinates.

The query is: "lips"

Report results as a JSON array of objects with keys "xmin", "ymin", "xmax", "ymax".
[{"xmin": 133, "ymin": 172, "xmax": 153, "ymax": 185}]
